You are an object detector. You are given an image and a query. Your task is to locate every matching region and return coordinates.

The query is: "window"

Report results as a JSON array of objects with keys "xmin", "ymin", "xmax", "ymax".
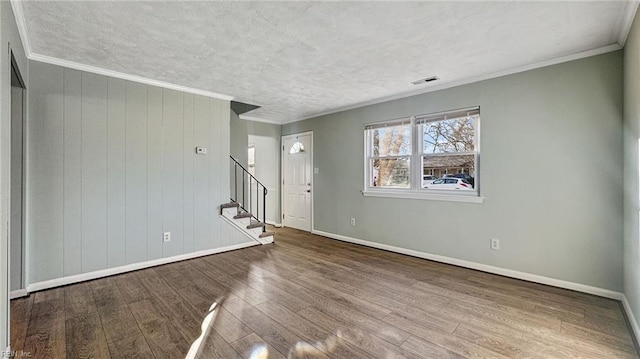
[
  {"xmin": 289, "ymin": 141, "xmax": 305, "ymax": 154},
  {"xmin": 366, "ymin": 118, "xmax": 411, "ymax": 188},
  {"xmin": 364, "ymin": 107, "xmax": 481, "ymax": 202}
]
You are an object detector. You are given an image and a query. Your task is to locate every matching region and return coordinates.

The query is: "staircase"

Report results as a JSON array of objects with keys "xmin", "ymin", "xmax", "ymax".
[{"xmin": 219, "ymin": 156, "xmax": 274, "ymax": 244}]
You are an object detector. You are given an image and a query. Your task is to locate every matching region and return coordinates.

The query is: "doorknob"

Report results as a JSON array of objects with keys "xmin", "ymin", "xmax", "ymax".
[{"xmin": 306, "ymin": 189, "xmax": 311, "ymax": 193}]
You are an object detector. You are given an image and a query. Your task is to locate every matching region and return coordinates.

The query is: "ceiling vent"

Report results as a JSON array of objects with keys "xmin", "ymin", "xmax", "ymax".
[{"xmin": 411, "ymin": 76, "xmax": 439, "ymax": 85}]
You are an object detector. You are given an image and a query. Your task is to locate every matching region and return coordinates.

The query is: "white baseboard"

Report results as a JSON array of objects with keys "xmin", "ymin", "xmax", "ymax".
[
  {"xmin": 9, "ymin": 289, "xmax": 28, "ymax": 300},
  {"xmin": 622, "ymin": 295, "xmax": 640, "ymax": 347},
  {"xmin": 26, "ymin": 241, "xmax": 258, "ymax": 293},
  {"xmin": 266, "ymin": 221, "xmax": 282, "ymax": 228},
  {"xmin": 311, "ymin": 229, "xmax": 623, "ymax": 300}
]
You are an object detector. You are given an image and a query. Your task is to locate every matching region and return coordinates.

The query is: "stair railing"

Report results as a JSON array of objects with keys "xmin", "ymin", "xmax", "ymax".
[{"xmin": 230, "ymin": 156, "xmax": 267, "ymax": 232}]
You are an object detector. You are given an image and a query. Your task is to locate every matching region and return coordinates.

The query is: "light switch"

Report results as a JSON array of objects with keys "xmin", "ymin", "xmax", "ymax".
[
  {"xmin": 314, "ymin": 168, "xmax": 319, "ymax": 174},
  {"xmin": 196, "ymin": 147, "xmax": 207, "ymax": 155}
]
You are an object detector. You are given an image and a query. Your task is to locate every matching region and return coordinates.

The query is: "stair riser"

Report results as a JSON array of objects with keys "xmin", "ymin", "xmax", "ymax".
[{"xmin": 221, "ymin": 207, "xmax": 273, "ymax": 244}]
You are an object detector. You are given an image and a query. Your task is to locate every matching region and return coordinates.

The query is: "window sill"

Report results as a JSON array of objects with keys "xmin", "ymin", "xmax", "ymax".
[{"xmin": 362, "ymin": 189, "xmax": 484, "ymax": 203}]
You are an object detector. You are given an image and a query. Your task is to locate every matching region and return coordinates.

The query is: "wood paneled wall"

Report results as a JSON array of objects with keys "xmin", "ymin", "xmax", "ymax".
[{"xmin": 27, "ymin": 61, "xmax": 245, "ymax": 284}]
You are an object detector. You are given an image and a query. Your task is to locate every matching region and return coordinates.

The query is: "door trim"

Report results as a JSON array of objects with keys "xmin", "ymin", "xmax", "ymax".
[{"xmin": 281, "ymin": 131, "xmax": 313, "ymax": 232}]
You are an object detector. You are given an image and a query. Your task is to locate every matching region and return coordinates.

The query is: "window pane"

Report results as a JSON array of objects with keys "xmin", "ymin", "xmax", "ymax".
[
  {"xmin": 371, "ymin": 124, "xmax": 411, "ymax": 157},
  {"xmin": 423, "ymin": 154, "xmax": 475, "ymax": 189},
  {"xmin": 371, "ymin": 158, "xmax": 410, "ymax": 188},
  {"xmin": 422, "ymin": 115, "xmax": 476, "ymax": 154},
  {"xmin": 289, "ymin": 141, "xmax": 305, "ymax": 154}
]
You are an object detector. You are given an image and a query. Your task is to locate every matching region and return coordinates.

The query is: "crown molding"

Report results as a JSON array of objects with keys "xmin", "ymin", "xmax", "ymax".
[
  {"xmin": 619, "ymin": 1, "xmax": 640, "ymax": 46},
  {"xmin": 287, "ymin": 43, "xmax": 623, "ymax": 124},
  {"xmin": 238, "ymin": 115, "xmax": 283, "ymax": 125},
  {"xmin": 11, "ymin": 0, "xmax": 634, "ymax": 124},
  {"xmin": 29, "ymin": 53, "xmax": 234, "ymax": 101},
  {"xmin": 10, "ymin": 0, "xmax": 32, "ymax": 57}
]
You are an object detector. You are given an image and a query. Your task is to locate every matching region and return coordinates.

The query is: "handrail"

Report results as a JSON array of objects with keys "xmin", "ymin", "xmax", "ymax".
[{"xmin": 230, "ymin": 155, "xmax": 268, "ymax": 232}]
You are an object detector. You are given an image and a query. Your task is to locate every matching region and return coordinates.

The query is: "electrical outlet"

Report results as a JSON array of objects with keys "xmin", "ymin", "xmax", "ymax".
[
  {"xmin": 350, "ymin": 218, "xmax": 356, "ymax": 226},
  {"xmin": 163, "ymin": 232, "xmax": 171, "ymax": 242},
  {"xmin": 490, "ymin": 238, "xmax": 499, "ymax": 250}
]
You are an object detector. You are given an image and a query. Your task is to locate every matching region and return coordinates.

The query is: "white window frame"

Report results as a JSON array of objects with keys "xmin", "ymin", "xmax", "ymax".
[{"xmin": 363, "ymin": 107, "xmax": 483, "ymax": 203}]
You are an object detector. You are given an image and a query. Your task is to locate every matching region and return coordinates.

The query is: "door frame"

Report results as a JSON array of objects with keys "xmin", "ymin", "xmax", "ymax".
[
  {"xmin": 281, "ymin": 131, "xmax": 313, "ymax": 232},
  {"xmin": 9, "ymin": 52, "xmax": 26, "ymax": 298}
]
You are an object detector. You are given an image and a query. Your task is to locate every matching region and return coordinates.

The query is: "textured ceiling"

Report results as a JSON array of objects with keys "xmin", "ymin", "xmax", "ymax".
[{"xmin": 16, "ymin": 1, "xmax": 633, "ymax": 123}]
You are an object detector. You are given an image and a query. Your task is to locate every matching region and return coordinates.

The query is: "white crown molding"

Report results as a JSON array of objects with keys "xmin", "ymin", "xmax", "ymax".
[
  {"xmin": 26, "ymin": 241, "xmax": 258, "ymax": 293},
  {"xmin": 622, "ymin": 295, "xmax": 640, "ymax": 349},
  {"xmin": 29, "ymin": 53, "xmax": 234, "ymax": 101},
  {"xmin": 239, "ymin": 115, "xmax": 283, "ymax": 125},
  {"xmin": 10, "ymin": 0, "xmax": 32, "ymax": 57},
  {"xmin": 619, "ymin": 1, "xmax": 640, "ymax": 46},
  {"xmin": 287, "ymin": 43, "xmax": 623, "ymax": 125},
  {"xmin": 11, "ymin": 0, "xmax": 633, "ymax": 126},
  {"xmin": 311, "ymin": 229, "xmax": 624, "ymax": 300}
]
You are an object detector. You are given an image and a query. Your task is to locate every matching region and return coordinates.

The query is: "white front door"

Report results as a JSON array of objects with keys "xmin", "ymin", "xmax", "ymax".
[{"xmin": 282, "ymin": 133, "xmax": 312, "ymax": 231}]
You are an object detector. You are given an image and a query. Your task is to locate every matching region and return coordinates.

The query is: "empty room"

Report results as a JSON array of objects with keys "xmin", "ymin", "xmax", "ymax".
[{"xmin": 3, "ymin": 1, "xmax": 640, "ymax": 358}]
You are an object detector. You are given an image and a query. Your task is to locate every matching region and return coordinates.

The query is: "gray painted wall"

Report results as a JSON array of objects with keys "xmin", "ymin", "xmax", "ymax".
[
  {"xmin": 230, "ymin": 110, "xmax": 249, "ymax": 166},
  {"xmin": 26, "ymin": 60, "xmax": 251, "ymax": 285},
  {"xmin": 624, "ymin": 7, "xmax": 640, "ymax": 331},
  {"xmin": 230, "ymin": 113, "xmax": 282, "ymax": 224},
  {"xmin": 283, "ymin": 51, "xmax": 624, "ymax": 291},
  {"xmin": 249, "ymin": 129, "xmax": 281, "ymax": 225},
  {"xmin": 1, "ymin": 0, "xmax": 29, "ymax": 349}
]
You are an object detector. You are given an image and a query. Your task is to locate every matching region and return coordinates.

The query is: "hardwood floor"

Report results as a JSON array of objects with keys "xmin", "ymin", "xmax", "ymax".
[{"xmin": 10, "ymin": 227, "xmax": 639, "ymax": 358}]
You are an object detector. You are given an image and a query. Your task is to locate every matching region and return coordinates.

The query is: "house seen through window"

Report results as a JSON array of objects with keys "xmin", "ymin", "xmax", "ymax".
[{"xmin": 365, "ymin": 107, "xmax": 479, "ymax": 197}]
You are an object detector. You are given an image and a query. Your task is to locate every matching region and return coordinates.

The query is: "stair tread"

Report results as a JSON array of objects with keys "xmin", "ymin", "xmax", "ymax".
[
  {"xmin": 247, "ymin": 221, "xmax": 266, "ymax": 229},
  {"xmin": 259, "ymin": 231, "xmax": 275, "ymax": 239},
  {"xmin": 233, "ymin": 212, "xmax": 253, "ymax": 219},
  {"xmin": 220, "ymin": 202, "xmax": 240, "ymax": 209}
]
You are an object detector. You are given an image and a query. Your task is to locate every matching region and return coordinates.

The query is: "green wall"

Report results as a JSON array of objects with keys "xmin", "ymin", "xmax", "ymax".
[
  {"xmin": 284, "ymin": 51, "xmax": 624, "ymax": 291},
  {"xmin": 624, "ymin": 6, "xmax": 640, "ymax": 335}
]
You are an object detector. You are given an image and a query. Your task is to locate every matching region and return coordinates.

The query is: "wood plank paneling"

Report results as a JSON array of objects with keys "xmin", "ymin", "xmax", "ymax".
[
  {"xmin": 146, "ymin": 86, "xmax": 163, "ymax": 260},
  {"xmin": 183, "ymin": 93, "xmax": 195, "ymax": 254},
  {"xmin": 209, "ymin": 99, "xmax": 222, "ymax": 247},
  {"xmin": 124, "ymin": 81, "xmax": 148, "ymax": 264},
  {"xmin": 62, "ymin": 68, "xmax": 82, "ymax": 277},
  {"xmin": 28, "ymin": 61, "xmax": 238, "ymax": 286},
  {"xmin": 162, "ymin": 89, "xmax": 184, "ymax": 258},
  {"xmin": 216, "ymin": 100, "xmax": 233, "ymax": 244},
  {"xmin": 81, "ymin": 72, "xmax": 109, "ymax": 272},
  {"xmin": 193, "ymin": 95, "xmax": 211, "ymax": 251},
  {"xmin": 107, "ymin": 78, "xmax": 127, "ymax": 267},
  {"xmin": 28, "ymin": 61, "xmax": 65, "ymax": 282}
]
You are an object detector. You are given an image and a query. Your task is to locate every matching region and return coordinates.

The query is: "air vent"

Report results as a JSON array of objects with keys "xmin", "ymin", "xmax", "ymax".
[{"xmin": 411, "ymin": 76, "xmax": 439, "ymax": 85}]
